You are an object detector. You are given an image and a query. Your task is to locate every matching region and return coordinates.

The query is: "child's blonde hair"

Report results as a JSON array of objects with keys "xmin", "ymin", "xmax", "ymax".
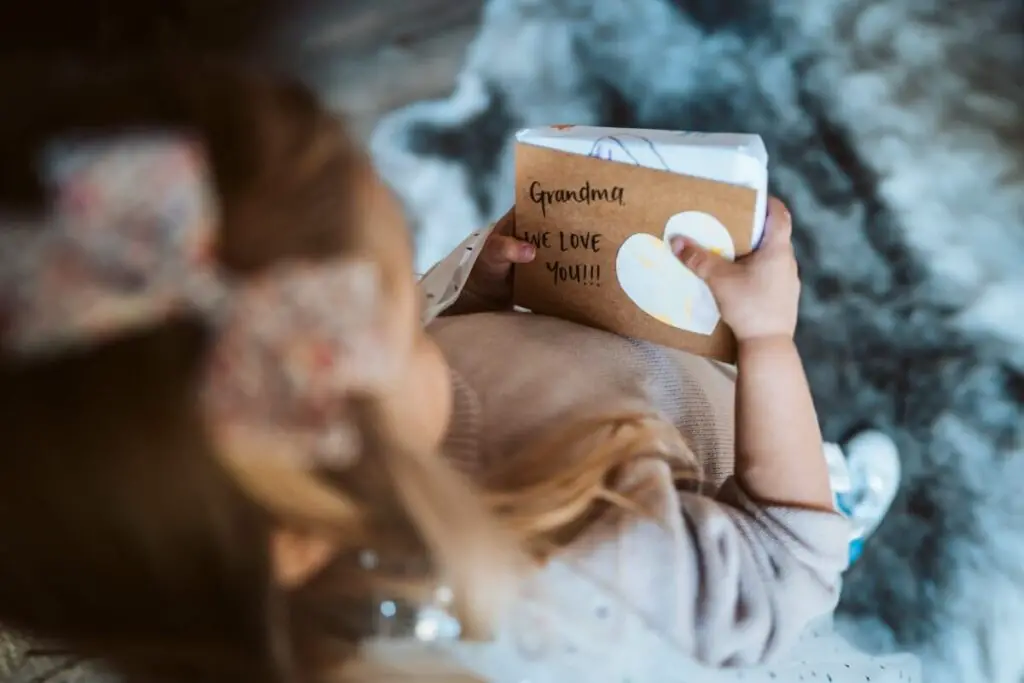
[
  {"xmin": 0, "ymin": 60, "xmax": 700, "ymax": 683},
  {"xmin": 483, "ymin": 406, "xmax": 701, "ymax": 557}
]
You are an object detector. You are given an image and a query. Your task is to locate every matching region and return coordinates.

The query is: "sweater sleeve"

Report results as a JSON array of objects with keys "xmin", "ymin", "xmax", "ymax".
[
  {"xmin": 636, "ymin": 347, "xmax": 849, "ymax": 664},
  {"xmin": 681, "ymin": 476, "xmax": 850, "ymax": 666},
  {"xmin": 561, "ymin": 460, "xmax": 850, "ymax": 669}
]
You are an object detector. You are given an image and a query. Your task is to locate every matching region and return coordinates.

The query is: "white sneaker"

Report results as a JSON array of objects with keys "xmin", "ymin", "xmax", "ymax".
[{"xmin": 834, "ymin": 430, "xmax": 902, "ymax": 563}]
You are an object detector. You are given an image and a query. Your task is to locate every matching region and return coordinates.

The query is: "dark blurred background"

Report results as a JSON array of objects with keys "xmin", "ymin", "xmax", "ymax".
[{"xmin": 0, "ymin": 0, "xmax": 482, "ymax": 138}]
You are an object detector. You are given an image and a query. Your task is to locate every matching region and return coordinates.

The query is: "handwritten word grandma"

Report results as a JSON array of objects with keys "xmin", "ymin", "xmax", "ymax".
[{"xmin": 528, "ymin": 180, "xmax": 625, "ymax": 217}]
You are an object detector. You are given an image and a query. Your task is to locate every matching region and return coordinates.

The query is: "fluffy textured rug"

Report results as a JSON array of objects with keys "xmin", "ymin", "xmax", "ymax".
[{"xmin": 370, "ymin": 0, "xmax": 1024, "ymax": 681}]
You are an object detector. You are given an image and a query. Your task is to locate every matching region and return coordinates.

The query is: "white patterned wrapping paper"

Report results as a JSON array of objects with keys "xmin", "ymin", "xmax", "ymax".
[{"xmin": 418, "ymin": 224, "xmax": 495, "ymax": 325}]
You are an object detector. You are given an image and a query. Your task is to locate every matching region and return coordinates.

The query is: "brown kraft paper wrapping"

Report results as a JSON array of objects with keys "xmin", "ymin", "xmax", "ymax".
[{"xmin": 512, "ymin": 143, "xmax": 757, "ymax": 364}]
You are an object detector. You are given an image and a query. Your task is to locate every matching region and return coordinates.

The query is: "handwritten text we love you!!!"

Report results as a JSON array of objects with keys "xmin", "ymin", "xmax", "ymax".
[{"xmin": 520, "ymin": 228, "xmax": 605, "ymax": 288}]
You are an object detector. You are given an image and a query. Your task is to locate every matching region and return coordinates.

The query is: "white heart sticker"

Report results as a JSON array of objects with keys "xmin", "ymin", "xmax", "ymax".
[{"xmin": 615, "ymin": 212, "xmax": 734, "ymax": 336}]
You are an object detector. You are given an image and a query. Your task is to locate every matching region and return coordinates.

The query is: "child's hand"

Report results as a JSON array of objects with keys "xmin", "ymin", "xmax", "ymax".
[
  {"xmin": 671, "ymin": 197, "xmax": 799, "ymax": 342},
  {"xmin": 463, "ymin": 208, "xmax": 536, "ymax": 306}
]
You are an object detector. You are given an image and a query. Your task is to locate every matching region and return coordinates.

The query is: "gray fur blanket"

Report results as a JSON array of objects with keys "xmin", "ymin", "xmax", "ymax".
[{"xmin": 369, "ymin": 1, "xmax": 1024, "ymax": 681}]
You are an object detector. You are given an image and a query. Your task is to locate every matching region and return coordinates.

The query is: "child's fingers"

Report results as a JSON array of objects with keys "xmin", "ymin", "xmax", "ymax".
[
  {"xmin": 492, "ymin": 207, "xmax": 516, "ymax": 237},
  {"xmin": 480, "ymin": 235, "xmax": 535, "ymax": 276},
  {"xmin": 671, "ymin": 237, "xmax": 737, "ymax": 284},
  {"xmin": 762, "ymin": 197, "xmax": 793, "ymax": 250},
  {"xmin": 487, "ymin": 206, "xmax": 534, "ymax": 262},
  {"xmin": 492, "ymin": 235, "xmax": 536, "ymax": 264}
]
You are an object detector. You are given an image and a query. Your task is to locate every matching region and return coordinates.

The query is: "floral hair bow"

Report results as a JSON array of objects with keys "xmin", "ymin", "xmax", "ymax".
[
  {"xmin": 0, "ymin": 133, "xmax": 475, "ymax": 645},
  {"xmin": 0, "ymin": 133, "xmax": 224, "ymax": 354},
  {"xmin": 0, "ymin": 132, "xmax": 384, "ymax": 467}
]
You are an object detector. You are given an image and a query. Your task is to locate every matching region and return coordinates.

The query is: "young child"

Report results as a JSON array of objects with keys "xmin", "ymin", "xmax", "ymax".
[
  {"xmin": 0, "ymin": 61, "xmax": 914, "ymax": 683},
  {"xmin": 423, "ymin": 206, "xmax": 904, "ymax": 562},
  {"xmin": 410, "ymin": 208, "xmax": 916, "ymax": 682}
]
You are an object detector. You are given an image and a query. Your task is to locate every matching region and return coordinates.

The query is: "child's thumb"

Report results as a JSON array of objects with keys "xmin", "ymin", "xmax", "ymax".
[{"xmin": 671, "ymin": 237, "xmax": 736, "ymax": 286}]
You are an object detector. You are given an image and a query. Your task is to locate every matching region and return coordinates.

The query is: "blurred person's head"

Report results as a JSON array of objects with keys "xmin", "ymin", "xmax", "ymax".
[
  {"xmin": 0, "ymin": 59, "xmax": 515, "ymax": 683},
  {"xmin": 0, "ymin": 58, "xmax": 704, "ymax": 683}
]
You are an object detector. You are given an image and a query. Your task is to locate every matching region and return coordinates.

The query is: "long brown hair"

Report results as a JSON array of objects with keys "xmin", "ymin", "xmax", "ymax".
[{"xmin": 0, "ymin": 60, "xmax": 517, "ymax": 683}]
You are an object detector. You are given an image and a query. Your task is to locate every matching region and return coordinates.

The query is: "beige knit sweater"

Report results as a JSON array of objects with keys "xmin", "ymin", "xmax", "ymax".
[
  {"xmin": 426, "ymin": 311, "xmax": 850, "ymax": 676},
  {"xmin": 369, "ymin": 224, "xmax": 854, "ymax": 680}
]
